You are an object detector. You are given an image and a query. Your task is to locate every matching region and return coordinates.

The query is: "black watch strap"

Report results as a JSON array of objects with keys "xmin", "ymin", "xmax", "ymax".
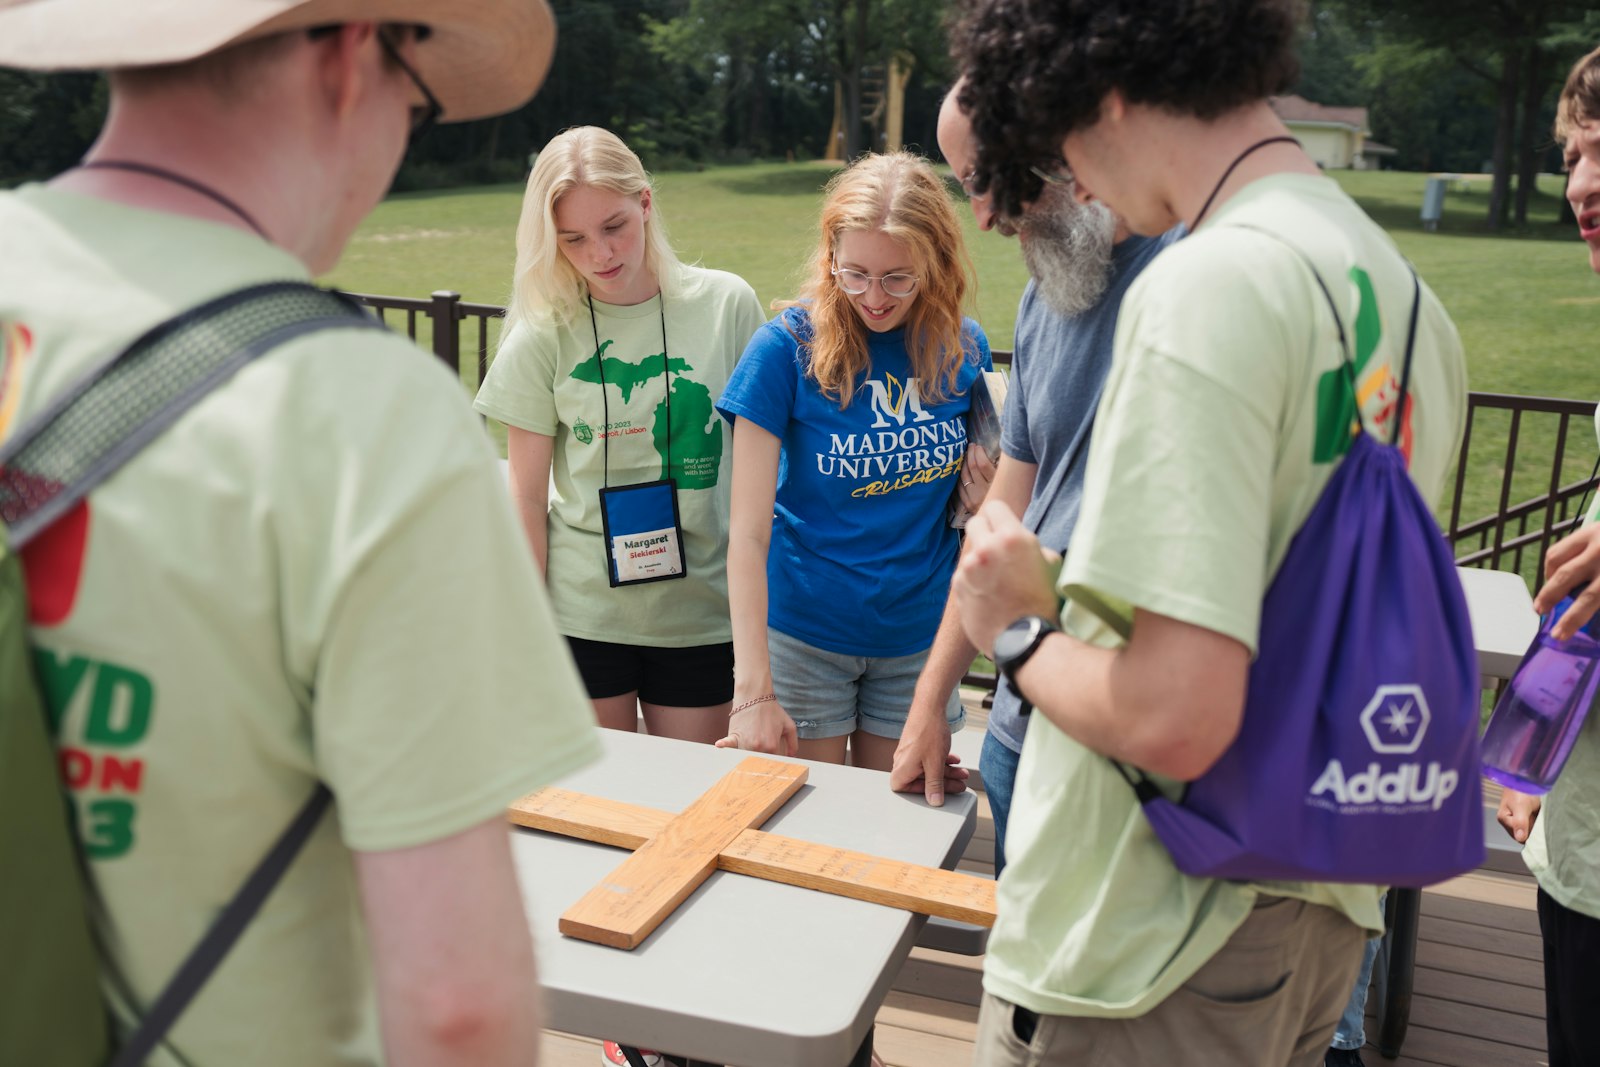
[{"xmin": 995, "ymin": 614, "xmax": 1057, "ymax": 715}]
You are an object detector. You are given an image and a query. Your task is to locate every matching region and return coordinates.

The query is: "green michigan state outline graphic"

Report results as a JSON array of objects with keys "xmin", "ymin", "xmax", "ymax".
[{"xmin": 571, "ymin": 341, "xmax": 721, "ymax": 489}]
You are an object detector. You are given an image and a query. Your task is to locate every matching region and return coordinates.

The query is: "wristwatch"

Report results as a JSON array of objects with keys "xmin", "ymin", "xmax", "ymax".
[{"xmin": 993, "ymin": 614, "xmax": 1058, "ymax": 713}]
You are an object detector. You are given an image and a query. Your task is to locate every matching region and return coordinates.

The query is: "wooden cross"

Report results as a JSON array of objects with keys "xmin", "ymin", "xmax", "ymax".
[{"xmin": 509, "ymin": 755, "xmax": 997, "ymax": 949}]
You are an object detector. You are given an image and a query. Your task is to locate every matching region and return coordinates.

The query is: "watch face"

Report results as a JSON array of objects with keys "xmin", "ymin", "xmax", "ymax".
[{"xmin": 995, "ymin": 616, "xmax": 1043, "ymax": 668}]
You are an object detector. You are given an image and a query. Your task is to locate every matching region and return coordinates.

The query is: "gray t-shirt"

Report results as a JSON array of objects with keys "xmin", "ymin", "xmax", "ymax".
[{"xmin": 988, "ymin": 228, "xmax": 1182, "ymax": 753}]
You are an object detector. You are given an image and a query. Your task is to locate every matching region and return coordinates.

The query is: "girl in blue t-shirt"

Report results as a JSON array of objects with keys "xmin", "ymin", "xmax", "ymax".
[{"xmin": 716, "ymin": 152, "xmax": 993, "ymax": 771}]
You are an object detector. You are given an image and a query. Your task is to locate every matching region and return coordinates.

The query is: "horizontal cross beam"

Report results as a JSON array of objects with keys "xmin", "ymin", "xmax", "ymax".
[{"xmin": 510, "ymin": 758, "xmax": 995, "ymax": 950}]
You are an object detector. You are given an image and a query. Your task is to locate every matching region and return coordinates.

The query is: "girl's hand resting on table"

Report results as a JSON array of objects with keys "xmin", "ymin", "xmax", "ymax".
[{"xmin": 717, "ymin": 696, "xmax": 799, "ymax": 757}]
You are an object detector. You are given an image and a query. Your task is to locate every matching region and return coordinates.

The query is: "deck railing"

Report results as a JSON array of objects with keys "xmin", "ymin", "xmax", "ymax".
[
  {"xmin": 1447, "ymin": 392, "xmax": 1599, "ymax": 576},
  {"xmin": 350, "ymin": 289, "xmax": 508, "ymax": 389},
  {"xmin": 349, "ymin": 288, "xmax": 1597, "ymax": 691}
]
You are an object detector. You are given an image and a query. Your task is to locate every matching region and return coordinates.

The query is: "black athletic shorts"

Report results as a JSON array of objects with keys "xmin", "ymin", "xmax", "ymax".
[{"xmin": 564, "ymin": 637, "xmax": 735, "ymax": 707}]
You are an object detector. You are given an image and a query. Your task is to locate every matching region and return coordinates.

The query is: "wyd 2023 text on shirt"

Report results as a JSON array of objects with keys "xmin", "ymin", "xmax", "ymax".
[
  {"xmin": 717, "ymin": 307, "xmax": 991, "ymax": 658},
  {"xmin": 474, "ymin": 267, "xmax": 766, "ymax": 647},
  {"xmin": 2, "ymin": 185, "xmax": 603, "ymax": 1067}
]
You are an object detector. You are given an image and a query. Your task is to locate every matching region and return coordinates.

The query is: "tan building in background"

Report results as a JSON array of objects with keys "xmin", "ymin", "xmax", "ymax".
[{"xmin": 1269, "ymin": 94, "xmax": 1390, "ymax": 170}]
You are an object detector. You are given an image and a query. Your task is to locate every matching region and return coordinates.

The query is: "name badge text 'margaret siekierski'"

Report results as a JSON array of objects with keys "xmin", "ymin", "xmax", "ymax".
[{"xmin": 598, "ymin": 479, "xmax": 687, "ymax": 587}]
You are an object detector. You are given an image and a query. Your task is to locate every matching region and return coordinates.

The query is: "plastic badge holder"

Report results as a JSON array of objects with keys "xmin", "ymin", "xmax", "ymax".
[{"xmin": 1481, "ymin": 595, "xmax": 1600, "ymax": 795}]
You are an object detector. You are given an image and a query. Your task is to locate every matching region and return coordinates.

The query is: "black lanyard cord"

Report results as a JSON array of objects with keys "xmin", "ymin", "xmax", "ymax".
[
  {"xmin": 587, "ymin": 294, "xmax": 671, "ymax": 488},
  {"xmin": 76, "ymin": 159, "xmax": 270, "ymax": 239},
  {"xmin": 1189, "ymin": 136, "xmax": 1300, "ymax": 231}
]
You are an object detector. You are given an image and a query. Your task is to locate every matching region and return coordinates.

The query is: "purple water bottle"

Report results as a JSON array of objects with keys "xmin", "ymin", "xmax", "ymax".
[{"xmin": 1481, "ymin": 596, "xmax": 1600, "ymax": 795}]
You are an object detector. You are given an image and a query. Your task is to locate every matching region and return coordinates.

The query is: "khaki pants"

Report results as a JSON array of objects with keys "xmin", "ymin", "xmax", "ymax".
[{"xmin": 974, "ymin": 896, "xmax": 1366, "ymax": 1067}]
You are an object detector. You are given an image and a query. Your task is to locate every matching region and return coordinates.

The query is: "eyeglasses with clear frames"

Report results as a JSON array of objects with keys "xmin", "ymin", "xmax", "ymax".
[
  {"xmin": 831, "ymin": 263, "xmax": 920, "ymax": 298},
  {"xmin": 1029, "ymin": 162, "xmax": 1075, "ymax": 187}
]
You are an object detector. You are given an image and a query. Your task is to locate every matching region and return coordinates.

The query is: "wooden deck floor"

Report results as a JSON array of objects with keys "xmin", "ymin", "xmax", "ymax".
[{"xmin": 538, "ymin": 698, "xmax": 1551, "ymax": 1067}]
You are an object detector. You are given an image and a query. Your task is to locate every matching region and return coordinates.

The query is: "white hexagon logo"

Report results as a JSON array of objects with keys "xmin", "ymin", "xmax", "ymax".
[{"xmin": 1359, "ymin": 684, "xmax": 1431, "ymax": 755}]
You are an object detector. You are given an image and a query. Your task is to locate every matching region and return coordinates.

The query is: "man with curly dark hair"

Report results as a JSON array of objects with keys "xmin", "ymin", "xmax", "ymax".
[
  {"xmin": 946, "ymin": 1, "xmax": 1470, "ymax": 1064},
  {"xmin": 952, "ymin": 0, "xmax": 1307, "ymax": 222}
]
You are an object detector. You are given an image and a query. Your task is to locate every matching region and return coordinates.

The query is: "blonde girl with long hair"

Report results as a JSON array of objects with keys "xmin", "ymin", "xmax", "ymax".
[
  {"xmin": 475, "ymin": 127, "xmax": 765, "ymax": 762},
  {"xmin": 715, "ymin": 151, "xmax": 994, "ymax": 772}
]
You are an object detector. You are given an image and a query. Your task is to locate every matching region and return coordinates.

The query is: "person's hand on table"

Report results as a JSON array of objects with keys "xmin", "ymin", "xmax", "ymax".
[
  {"xmin": 957, "ymin": 445, "xmax": 997, "ymax": 516},
  {"xmin": 889, "ymin": 713, "xmax": 969, "ymax": 806},
  {"xmin": 1535, "ymin": 524, "xmax": 1600, "ymax": 640},
  {"xmin": 953, "ymin": 500, "xmax": 1061, "ymax": 654},
  {"xmin": 717, "ymin": 697, "xmax": 798, "ymax": 756},
  {"xmin": 1496, "ymin": 789, "xmax": 1542, "ymax": 843}
]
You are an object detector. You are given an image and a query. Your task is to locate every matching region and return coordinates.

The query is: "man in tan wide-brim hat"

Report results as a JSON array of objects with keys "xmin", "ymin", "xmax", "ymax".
[{"xmin": 0, "ymin": 3, "xmax": 603, "ymax": 1066}]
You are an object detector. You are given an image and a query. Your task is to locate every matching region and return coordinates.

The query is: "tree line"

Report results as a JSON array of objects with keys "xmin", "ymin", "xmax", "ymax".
[
  {"xmin": 1300, "ymin": 0, "xmax": 1600, "ymax": 229},
  {"xmin": 2, "ymin": 0, "xmax": 1596, "ymax": 230}
]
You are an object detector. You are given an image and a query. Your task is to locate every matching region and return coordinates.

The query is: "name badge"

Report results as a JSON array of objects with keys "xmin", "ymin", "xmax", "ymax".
[{"xmin": 598, "ymin": 479, "xmax": 687, "ymax": 587}]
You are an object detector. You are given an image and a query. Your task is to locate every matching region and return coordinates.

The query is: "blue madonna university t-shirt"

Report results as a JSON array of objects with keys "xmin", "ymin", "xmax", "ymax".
[{"xmin": 717, "ymin": 306, "xmax": 991, "ymax": 657}]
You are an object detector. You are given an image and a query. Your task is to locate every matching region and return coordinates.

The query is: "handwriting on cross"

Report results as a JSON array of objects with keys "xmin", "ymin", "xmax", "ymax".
[{"xmin": 509, "ymin": 755, "xmax": 997, "ymax": 949}]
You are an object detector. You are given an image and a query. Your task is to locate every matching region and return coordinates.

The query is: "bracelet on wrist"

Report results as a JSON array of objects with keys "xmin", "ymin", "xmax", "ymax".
[{"xmin": 731, "ymin": 694, "xmax": 776, "ymax": 716}]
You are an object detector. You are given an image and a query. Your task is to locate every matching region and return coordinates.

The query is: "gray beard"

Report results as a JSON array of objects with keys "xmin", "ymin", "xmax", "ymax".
[{"xmin": 1019, "ymin": 196, "xmax": 1117, "ymax": 317}]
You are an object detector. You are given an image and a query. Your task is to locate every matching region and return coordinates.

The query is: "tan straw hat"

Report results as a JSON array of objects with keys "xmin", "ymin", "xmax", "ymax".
[{"xmin": 0, "ymin": 0, "xmax": 557, "ymax": 123}]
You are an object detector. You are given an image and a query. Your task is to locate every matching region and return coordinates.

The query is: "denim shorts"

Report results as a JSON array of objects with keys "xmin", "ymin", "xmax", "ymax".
[{"xmin": 767, "ymin": 628, "xmax": 964, "ymax": 740}]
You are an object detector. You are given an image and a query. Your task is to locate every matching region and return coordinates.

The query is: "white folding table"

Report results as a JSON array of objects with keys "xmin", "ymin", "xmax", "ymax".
[
  {"xmin": 508, "ymin": 730, "xmax": 979, "ymax": 1067},
  {"xmin": 1457, "ymin": 565, "xmax": 1540, "ymax": 683}
]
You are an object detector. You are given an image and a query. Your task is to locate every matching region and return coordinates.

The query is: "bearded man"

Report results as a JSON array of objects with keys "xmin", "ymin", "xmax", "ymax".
[{"xmin": 888, "ymin": 81, "xmax": 1180, "ymax": 878}]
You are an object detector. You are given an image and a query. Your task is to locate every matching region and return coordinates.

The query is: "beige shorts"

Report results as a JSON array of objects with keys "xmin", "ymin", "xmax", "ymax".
[{"xmin": 974, "ymin": 896, "xmax": 1366, "ymax": 1067}]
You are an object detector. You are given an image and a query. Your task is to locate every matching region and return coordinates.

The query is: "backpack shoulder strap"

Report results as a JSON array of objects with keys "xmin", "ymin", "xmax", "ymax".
[
  {"xmin": 108, "ymin": 785, "xmax": 332, "ymax": 1067},
  {"xmin": 0, "ymin": 281, "xmax": 372, "ymax": 1064},
  {"xmin": 1226, "ymin": 224, "xmax": 1422, "ymax": 446},
  {"xmin": 1106, "ymin": 226, "xmax": 1424, "ymax": 800},
  {"xmin": 1, "ymin": 281, "xmax": 380, "ymax": 550}
]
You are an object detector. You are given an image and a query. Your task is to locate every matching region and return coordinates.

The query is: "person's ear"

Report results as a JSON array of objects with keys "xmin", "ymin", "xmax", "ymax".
[
  {"xmin": 639, "ymin": 187, "xmax": 652, "ymax": 222},
  {"xmin": 1102, "ymin": 89, "xmax": 1126, "ymax": 126},
  {"xmin": 311, "ymin": 21, "xmax": 382, "ymax": 123}
]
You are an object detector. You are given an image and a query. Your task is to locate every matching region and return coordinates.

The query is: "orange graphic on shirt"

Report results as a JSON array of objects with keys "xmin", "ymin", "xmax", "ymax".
[{"xmin": 0, "ymin": 321, "xmax": 34, "ymax": 441}]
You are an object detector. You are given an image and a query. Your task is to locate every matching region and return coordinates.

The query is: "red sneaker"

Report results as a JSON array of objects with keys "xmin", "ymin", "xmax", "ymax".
[{"xmin": 600, "ymin": 1041, "xmax": 663, "ymax": 1067}]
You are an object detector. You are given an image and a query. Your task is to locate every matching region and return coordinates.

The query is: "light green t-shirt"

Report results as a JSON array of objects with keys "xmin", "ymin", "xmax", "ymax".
[
  {"xmin": 474, "ymin": 268, "xmax": 765, "ymax": 646},
  {"xmin": 2, "ymin": 186, "xmax": 602, "ymax": 1066},
  {"xmin": 984, "ymin": 174, "xmax": 1468, "ymax": 1019},
  {"xmin": 1523, "ymin": 435, "xmax": 1600, "ymax": 920},
  {"xmin": 1524, "ymin": 712, "xmax": 1600, "ymax": 919}
]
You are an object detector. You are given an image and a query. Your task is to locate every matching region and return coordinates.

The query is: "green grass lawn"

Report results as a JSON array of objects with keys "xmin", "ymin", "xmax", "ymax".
[
  {"xmin": 324, "ymin": 163, "xmax": 1599, "ymax": 362},
  {"xmin": 322, "ymin": 163, "xmax": 1600, "ymax": 580},
  {"xmin": 324, "ymin": 160, "xmax": 1034, "ymax": 350}
]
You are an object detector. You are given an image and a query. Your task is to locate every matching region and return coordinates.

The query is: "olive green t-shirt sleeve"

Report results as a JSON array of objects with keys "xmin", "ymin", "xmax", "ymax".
[
  {"xmin": 1059, "ymin": 238, "xmax": 1298, "ymax": 656},
  {"xmin": 279, "ymin": 333, "xmax": 599, "ymax": 852},
  {"xmin": 731, "ymin": 281, "xmax": 767, "ymax": 359},
  {"xmin": 474, "ymin": 317, "xmax": 562, "ymax": 436}
]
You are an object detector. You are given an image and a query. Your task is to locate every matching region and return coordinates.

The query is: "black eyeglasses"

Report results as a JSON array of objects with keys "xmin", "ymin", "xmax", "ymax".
[
  {"xmin": 307, "ymin": 25, "xmax": 441, "ymax": 144},
  {"xmin": 375, "ymin": 28, "xmax": 442, "ymax": 144}
]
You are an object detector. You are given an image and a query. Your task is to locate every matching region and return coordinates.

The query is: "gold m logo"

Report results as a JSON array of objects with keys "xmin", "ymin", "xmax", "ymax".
[{"xmin": 864, "ymin": 374, "xmax": 934, "ymax": 429}]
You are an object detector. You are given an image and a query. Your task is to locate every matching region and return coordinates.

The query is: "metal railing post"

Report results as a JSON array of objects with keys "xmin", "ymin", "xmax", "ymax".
[{"xmin": 429, "ymin": 290, "xmax": 462, "ymax": 377}]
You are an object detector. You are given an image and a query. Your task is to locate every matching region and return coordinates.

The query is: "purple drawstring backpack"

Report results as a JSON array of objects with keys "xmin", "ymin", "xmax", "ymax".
[{"xmin": 1113, "ymin": 241, "xmax": 1484, "ymax": 886}]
